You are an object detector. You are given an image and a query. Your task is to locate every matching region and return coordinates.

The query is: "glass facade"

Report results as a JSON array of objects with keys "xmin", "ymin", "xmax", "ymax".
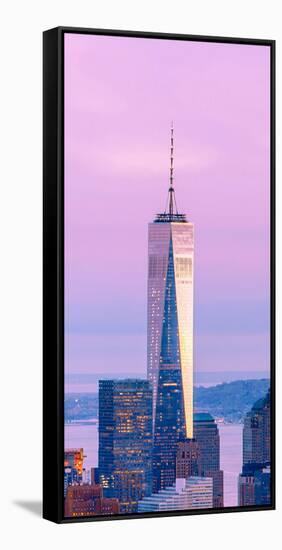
[
  {"xmin": 98, "ymin": 379, "xmax": 153, "ymax": 513},
  {"xmin": 147, "ymin": 221, "xmax": 194, "ymax": 439},
  {"xmin": 153, "ymin": 240, "xmax": 186, "ymax": 491},
  {"xmin": 148, "ymin": 215, "xmax": 194, "ymax": 492},
  {"xmin": 172, "ymin": 223, "xmax": 194, "ymax": 438},
  {"xmin": 147, "ymin": 222, "xmax": 171, "ymax": 429}
]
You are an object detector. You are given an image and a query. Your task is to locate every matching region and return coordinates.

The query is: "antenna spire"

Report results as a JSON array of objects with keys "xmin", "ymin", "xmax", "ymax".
[
  {"xmin": 169, "ymin": 121, "xmax": 176, "ymax": 216},
  {"xmin": 156, "ymin": 121, "xmax": 186, "ymax": 223}
]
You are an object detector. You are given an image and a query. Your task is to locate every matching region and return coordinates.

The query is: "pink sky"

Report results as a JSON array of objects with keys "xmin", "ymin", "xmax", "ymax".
[{"xmin": 64, "ymin": 33, "xmax": 270, "ymax": 388}]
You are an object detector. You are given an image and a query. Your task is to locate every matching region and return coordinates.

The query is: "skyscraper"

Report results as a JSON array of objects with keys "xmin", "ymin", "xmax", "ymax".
[
  {"xmin": 193, "ymin": 413, "xmax": 224, "ymax": 508},
  {"xmin": 98, "ymin": 379, "xmax": 153, "ymax": 513},
  {"xmin": 242, "ymin": 390, "xmax": 270, "ymax": 466},
  {"xmin": 149, "ymin": 125, "xmax": 194, "ymax": 491}
]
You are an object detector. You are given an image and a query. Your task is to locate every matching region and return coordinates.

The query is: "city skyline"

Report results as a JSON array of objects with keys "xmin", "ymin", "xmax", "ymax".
[
  {"xmin": 63, "ymin": 33, "xmax": 271, "ymax": 517},
  {"xmin": 65, "ymin": 34, "xmax": 270, "ymax": 386}
]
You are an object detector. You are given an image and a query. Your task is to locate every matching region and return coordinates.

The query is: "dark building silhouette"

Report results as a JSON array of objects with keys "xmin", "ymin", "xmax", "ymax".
[
  {"xmin": 98, "ymin": 379, "xmax": 153, "ymax": 513},
  {"xmin": 238, "ymin": 390, "xmax": 271, "ymax": 507},
  {"xmin": 91, "ymin": 467, "xmax": 100, "ymax": 485},
  {"xmin": 243, "ymin": 390, "xmax": 270, "ymax": 466},
  {"xmin": 254, "ymin": 465, "xmax": 271, "ymax": 505},
  {"xmin": 193, "ymin": 413, "xmax": 224, "ymax": 508},
  {"xmin": 64, "ymin": 484, "xmax": 119, "ymax": 517}
]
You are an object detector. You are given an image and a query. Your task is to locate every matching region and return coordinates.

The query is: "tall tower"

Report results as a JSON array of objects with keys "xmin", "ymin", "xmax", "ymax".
[{"xmin": 148, "ymin": 124, "xmax": 194, "ymax": 491}]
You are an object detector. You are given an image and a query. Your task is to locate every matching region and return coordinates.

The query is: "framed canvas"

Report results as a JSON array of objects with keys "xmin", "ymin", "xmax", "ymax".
[{"xmin": 43, "ymin": 26, "xmax": 275, "ymax": 523}]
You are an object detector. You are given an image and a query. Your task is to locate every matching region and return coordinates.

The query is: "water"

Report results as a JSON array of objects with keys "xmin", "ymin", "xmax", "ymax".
[
  {"xmin": 64, "ymin": 422, "xmax": 243, "ymax": 507},
  {"xmin": 219, "ymin": 424, "xmax": 243, "ymax": 507}
]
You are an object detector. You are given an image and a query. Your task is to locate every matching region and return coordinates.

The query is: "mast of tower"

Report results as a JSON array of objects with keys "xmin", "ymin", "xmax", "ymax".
[{"xmin": 169, "ymin": 122, "xmax": 174, "ymax": 216}]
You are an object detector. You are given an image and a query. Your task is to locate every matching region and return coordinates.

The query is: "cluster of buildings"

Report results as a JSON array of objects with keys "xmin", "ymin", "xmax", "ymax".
[
  {"xmin": 64, "ymin": 385, "xmax": 271, "ymax": 516},
  {"xmin": 64, "ymin": 401, "xmax": 223, "ymax": 516},
  {"xmin": 98, "ymin": 379, "xmax": 223, "ymax": 513},
  {"xmin": 238, "ymin": 390, "xmax": 271, "ymax": 506}
]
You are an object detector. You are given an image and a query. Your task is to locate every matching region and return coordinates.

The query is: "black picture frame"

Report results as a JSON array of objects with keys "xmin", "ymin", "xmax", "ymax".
[{"xmin": 43, "ymin": 26, "xmax": 276, "ymax": 524}]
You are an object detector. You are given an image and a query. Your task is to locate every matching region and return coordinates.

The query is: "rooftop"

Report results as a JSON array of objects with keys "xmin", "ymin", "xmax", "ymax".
[
  {"xmin": 154, "ymin": 212, "xmax": 187, "ymax": 223},
  {"xmin": 193, "ymin": 413, "xmax": 215, "ymax": 422}
]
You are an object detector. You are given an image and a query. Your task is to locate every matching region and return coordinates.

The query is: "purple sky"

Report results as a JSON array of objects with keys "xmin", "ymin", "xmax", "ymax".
[{"xmin": 64, "ymin": 33, "xmax": 270, "ymax": 391}]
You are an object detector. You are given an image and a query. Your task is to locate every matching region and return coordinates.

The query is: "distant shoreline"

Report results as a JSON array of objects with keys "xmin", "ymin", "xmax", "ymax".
[{"xmin": 65, "ymin": 378, "xmax": 270, "ymax": 425}]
